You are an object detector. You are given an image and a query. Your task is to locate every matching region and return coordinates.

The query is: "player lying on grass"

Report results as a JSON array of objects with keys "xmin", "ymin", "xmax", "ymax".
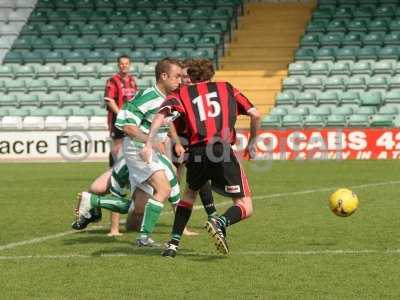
[
  {"xmin": 142, "ymin": 59, "xmax": 261, "ymax": 257},
  {"xmin": 72, "ymin": 153, "xmax": 198, "ymax": 236}
]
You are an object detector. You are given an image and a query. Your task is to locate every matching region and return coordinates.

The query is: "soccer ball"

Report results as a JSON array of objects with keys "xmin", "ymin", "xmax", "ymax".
[{"xmin": 329, "ymin": 188, "xmax": 359, "ymax": 217}]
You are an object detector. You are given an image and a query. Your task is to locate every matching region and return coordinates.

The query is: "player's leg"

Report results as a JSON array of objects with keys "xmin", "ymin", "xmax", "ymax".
[
  {"xmin": 136, "ymin": 169, "xmax": 171, "ymax": 246},
  {"xmin": 199, "ymin": 181, "xmax": 218, "ymax": 219},
  {"xmin": 206, "ymin": 145, "xmax": 253, "ymax": 254},
  {"xmin": 126, "ymin": 188, "xmax": 147, "ymax": 232}
]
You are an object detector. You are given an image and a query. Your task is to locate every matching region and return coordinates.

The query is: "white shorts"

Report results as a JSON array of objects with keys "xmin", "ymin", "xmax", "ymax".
[{"xmin": 123, "ymin": 138, "xmax": 166, "ymax": 196}]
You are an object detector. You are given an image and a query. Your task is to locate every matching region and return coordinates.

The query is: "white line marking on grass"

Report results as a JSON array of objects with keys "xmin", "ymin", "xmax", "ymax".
[
  {"xmin": 1, "ymin": 249, "xmax": 400, "ymax": 260},
  {"xmin": 1, "ymin": 180, "xmax": 400, "ymax": 252}
]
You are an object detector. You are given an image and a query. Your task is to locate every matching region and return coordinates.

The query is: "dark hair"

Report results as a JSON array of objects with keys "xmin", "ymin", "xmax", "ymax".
[
  {"xmin": 187, "ymin": 59, "xmax": 214, "ymax": 83},
  {"xmin": 181, "ymin": 58, "xmax": 196, "ymax": 68},
  {"xmin": 117, "ymin": 54, "xmax": 131, "ymax": 63},
  {"xmin": 155, "ymin": 57, "xmax": 182, "ymax": 81}
]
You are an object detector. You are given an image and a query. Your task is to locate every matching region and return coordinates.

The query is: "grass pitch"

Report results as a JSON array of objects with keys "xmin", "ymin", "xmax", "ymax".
[{"xmin": 1, "ymin": 160, "xmax": 400, "ymax": 299}]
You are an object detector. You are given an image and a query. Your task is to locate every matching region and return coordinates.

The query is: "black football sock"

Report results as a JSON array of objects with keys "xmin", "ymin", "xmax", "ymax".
[
  {"xmin": 199, "ymin": 182, "xmax": 217, "ymax": 217},
  {"xmin": 170, "ymin": 201, "xmax": 193, "ymax": 246},
  {"xmin": 108, "ymin": 151, "xmax": 114, "ymax": 167},
  {"xmin": 217, "ymin": 205, "xmax": 243, "ymax": 228}
]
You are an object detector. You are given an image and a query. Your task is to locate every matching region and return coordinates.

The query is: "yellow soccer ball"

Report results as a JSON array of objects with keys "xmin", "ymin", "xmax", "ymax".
[{"xmin": 329, "ymin": 188, "xmax": 359, "ymax": 217}]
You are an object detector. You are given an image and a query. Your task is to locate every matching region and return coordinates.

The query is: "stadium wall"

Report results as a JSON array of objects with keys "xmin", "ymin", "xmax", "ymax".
[{"xmin": 2, "ymin": 128, "xmax": 400, "ymax": 162}]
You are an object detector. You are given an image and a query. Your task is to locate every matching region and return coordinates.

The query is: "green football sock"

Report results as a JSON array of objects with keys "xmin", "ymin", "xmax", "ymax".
[
  {"xmin": 140, "ymin": 199, "xmax": 164, "ymax": 237},
  {"xmin": 90, "ymin": 194, "xmax": 131, "ymax": 214}
]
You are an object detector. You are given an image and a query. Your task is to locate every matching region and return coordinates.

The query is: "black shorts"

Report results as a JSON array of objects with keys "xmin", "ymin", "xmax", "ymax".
[
  {"xmin": 110, "ymin": 124, "xmax": 125, "ymax": 140},
  {"xmin": 186, "ymin": 143, "xmax": 251, "ymax": 198}
]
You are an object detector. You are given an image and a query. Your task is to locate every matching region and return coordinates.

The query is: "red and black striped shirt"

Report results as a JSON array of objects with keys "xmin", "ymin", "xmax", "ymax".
[
  {"xmin": 104, "ymin": 72, "xmax": 137, "ymax": 130},
  {"xmin": 161, "ymin": 81, "xmax": 254, "ymax": 146}
]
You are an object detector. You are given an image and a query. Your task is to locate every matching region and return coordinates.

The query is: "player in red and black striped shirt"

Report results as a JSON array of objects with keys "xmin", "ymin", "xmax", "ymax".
[
  {"xmin": 104, "ymin": 55, "xmax": 138, "ymax": 166},
  {"xmin": 104, "ymin": 54, "xmax": 137, "ymax": 236},
  {"xmin": 142, "ymin": 59, "xmax": 261, "ymax": 257}
]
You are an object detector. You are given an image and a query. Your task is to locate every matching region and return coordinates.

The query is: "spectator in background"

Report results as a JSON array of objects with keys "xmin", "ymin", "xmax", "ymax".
[{"xmin": 103, "ymin": 54, "xmax": 138, "ymax": 236}]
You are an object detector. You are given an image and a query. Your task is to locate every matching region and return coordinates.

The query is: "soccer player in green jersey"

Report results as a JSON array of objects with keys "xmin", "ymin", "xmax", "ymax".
[{"xmin": 75, "ymin": 58, "xmax": 184, "ymax": 247}]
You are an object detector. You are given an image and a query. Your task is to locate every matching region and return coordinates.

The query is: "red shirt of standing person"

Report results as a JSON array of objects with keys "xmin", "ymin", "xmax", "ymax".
[{"xmin": 104, "ymin": 55, "xmax": 138, "ymax": 166}]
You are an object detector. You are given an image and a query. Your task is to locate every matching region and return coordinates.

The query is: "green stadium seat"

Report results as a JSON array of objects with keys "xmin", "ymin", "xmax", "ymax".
[
  {"xmin": 148, "ymin": 10, "xmax": 169, "ymax": 22},
  {"xmin": 26, "ymin": 79, "xmax": 48, "ymax": 93},
  {"xmin": 356, "ymin": 106, "xmax": 377, "ymax": 115},
  {"xmin": 326, "ymin": 114, "xmax": 347, "ymax": 127},
  {"xmin": 320, "ymin": 32, "xmax": 344, "ymax": 46},
  {"xmin": 342, "ymin": 33, "xmax": 364, "ymax": 47},
  {"xmin": 300, "ymin": 33, "xmax": 321, "ymax": 47},
  {"xmin": 154, "ymin": 36, "xmax": 176, "ymax": 50},
  {"xmin": 77, "ymin": 65, "xmax": 97, "ymax": 78},
  {"xmin": 21, "ymin": 24, "xmax": 40, "ymax": 36},
  {"xmin": 306, "ymin": 19, "xmax": 328, "ymax": 33},
  {"xmin": 40, "ymin": 93, "xmax": 60, "ymax": 106},
  {"xmin": 6, "ymin": 80, "xmax": 26, "ymax": 93},
  {"xmin": 81, "ymin": 93, "xmax": 102, "ymax": 106},
  {"xmin": 182, "ymin": 22, "xmax": 203, "ymax": 35},
  {"xmin": 389, "ymin": 19, "xmax": 400, "ymax": 31},
  {"xmin": 97, "ymin": 64, "xmax": 116, "ymax": 78},
  {"xmin": 334, "ymin": 7, "xmax": 353, "ymax": 19},
  {"xmin": 370, "ymin": 114, "xmax": 394, "ymax": 127},
  {"xmin": 48, "ymin": 79, "xmax": 68, "ymax": 92},
  {"xmin": 190, "ymin": 48, "xmax": 214, "ymax": 60},
  {"xmin": 326, "ymin": 20, "xmax": 348, "ymax": 32},
  {"xmin": 67, "ymin": 10, "xmax": 90, "ymax": 23},
  {"xmin": 134, "ymin": 36, "xmax": 154, "ymax": 50},
  {"xmin": 88, "ymin": 10, "xmax": 109, "ymax": 22},
  {"xmin": 168, "ymin": 49, "xmax": 189, "ymax": 60},
  {"xmin": 318, "ymin": 91, "xmax": 339, "ymax": 106},
  {"xmin": 378, "ymin": 105, "xmax": 398, "ymax": 115},
  {"xmin": 290, "ymin": 107, "xmax": 309, "ymax": 116},
  {"xmin": 379, "ymin": 46, "xmax": 399, "ymax": 59},
  {"xmin": 47, "ymin": 11, "xmax": 68, "ymax": 23},
  {"xmin": 366, "ymin": 76, "xmax": 388, "ymax": 90},
  {"xmin": 296, "ymin": 92, "xmax": 316, "ymax": 105},
  {"xmin": 357, "ymin": 46, "xmax": 378, "ymax": 60},
  {"xmin": 276, "ymin": 91, "xmax": 296, "ymax": 106},
  {"xmin": 374, "ymin": 6, "xmax": 394, "ymax": 18},
  {"xmin": 156, "ymin": 0, "xmax": 175, "ymax": 8},
  {"xmin": 331, "ymin": 62, "xmax": 351, "ymax": 75},
  {"xmin": 303, "ymin": 77, "xmax": 323, "ymax": 90},
  {"xmin": 313, "ymin": 8, "xmax": 333, "ymax": 19},
  {"xmin": 73, "ymin": 37, "xmax": 96, "ymax": 50},
  {"xmin": 294, "ymin": 48, "xmax": 315, "ymax": 61},
  {"xmin": 0, "ymin": 94, "xmax": 16, "ymax": 107},
  {"xmin": 384, "ymin": 90, "xmax": 400, "ymax": 103},
  {"xmin": 388, "ymin": 76, "xmax": 400, "ymax": 89},
  {"xmin": 353, "ymin": 6, "xmax": 374, "ymax": 18},
  {"xmin": 17, "ymin": 94, "xmax": 39, "ymax": 107},
  {"xmin": 29, "ymin": 10, "xmax": 48, "ymax": 22},
  {"xmin": 315, "ymin": 47, "xmax": 337, "ymax": 61},
  {"xmin": 127, "ymin": 11, "xmax": 148, "ymax": 22},
  {"xmin": 312, "ymin": 106, "xmax": 331, "ymax": 116},
  {"xmin": 363, "ymin": 32, "xmax": 385, "ymax": 46},
  {"xmin": 34, "ymin": 64, "xmax": 55, "ymax": 79},
  {"xmin": 142, "ymin": 23, "xmax": 161, "ymax": 35},
  {"xmin": 52, "ymin": 37, "xmax": 73, "ymax": 50},
  {"xmin": 347, "ymin": 114, "xmax": 370, "ymax": 127},
  {"xmin": 72, "ymin": 107, "xmax": 93, "ymax": 116},
  {"xmin": 340, "ymin": 91, "xmax": 360, "ymax": 105},
  {"xmin": 109, "ymin": 11, "xmax": 128, "ymax": 22},
  {"xmin": 93, "ymin": 37, "xmax": 113, "ymax": 49},
  {"xmin": 347, "ymin": 20, "xmax": 368, "ymax": 32},
  {"xmin": 147, "ymin": 49, "xmax": 168, "ymax": 62},
  {"xmin": 325, "ymin": 76, "xmax": 346, "ymax": 90},
  {"xmin": 0, "ymin": 65, "xmax": 14, "ymax": 79},
  {"xmin": 4, "ymin": 51, "xmax": 23, "ymax": 63},
  {"xmin": 288, "ymin": 62, "xmax": 309, "ymax": 76},
  {"xmin": 7, "ymin": 108, "xmax": 30, "ymax": 117},
  {"xmin": 62, "ymin": 50, "xmax": 87, "ymax": 63},
  {"xmin": 373, "ymin": 61, "xmax": 393, "ymax": 75},
  {"xmin": 351, "ymin": 61, "xmax": 371, "ymax": 75},
  {"xmin": 303, "ymin": 115, "xmax": 325, "ymax": 127},
  {"xmin": 69, "ymin": 79, "xmax": 90, "ymax": 93},
  {"xmin": 86, "ymin": 50, "xmax": 106, "ymax": 64},
  {"xmin": 176, "ymin": 36, "xmax": 196, "ymax": 50},
  {"xmin": 59, "ymin": 92, "xmax": 81, "ymax": 106},
  {"xmin": 88, "ymin": 79, "xmax": 105, "ymax": 92},
  {"xmin": 168, "ymin": 9, "xmax": 191, "ymax": 22},
  {"xmin": 23, "ymin": 51, "xmax": 44, "ymax": 64},
  {"xmin": 309, "ymin": 62, "xmax": 330, "ymax": 75},
  {"xmin": 43, "ymin": 51, "xmax": 64, "ymax": 64},
  {"xmin": 360, "ymin": 92, "xmax": 382, "ymax": 106},
  {"xmin": 14, "ymin": 65, "xmax": 35, "ymax": 78},
  {"xmin": 335, "ymin": 106, "xmax": 354, "ymax": 117},
  {"xmin": 0, "ymin": 108, "xmax": 9, "ymax": 117},
  {"xmin": 270, "ymin": 106, "xmax": 288, "ymax": 117},
  {"xmin": 282, "ymin": 115, "xmax": 303, "ymax": 127},
  {"xmin": 135, "ymin": 0, "xmax": 154, "ymax": 9},
  {"xmin": 347, "ymin": 76, "xmax": 367, "ymax": 90},
  {"xmin": 29, "ymin": 107, "xmax": 52, "ymax": 117},
  {"xmin": 282, "ymin": 77, "xmax": 302, "ymax": 90},
  {"xmin": 54, "ymin": 65, "xmax": 76, "ymax": 78},
  {"xmin": 384, "ymin": 32, "xmax": 400, "ymax": 45},
  {"xmin": 261, "ymin": 115, "xmax": 281, "ymax": 128},
  {"xmin": 39, "ymin": 24, "xmax": 60, "ymax": 36},
  {"xmin": 368, "ymin": 20, "xmax": 388, "ymax": 32},
  {"xmin": 80, "ymin": 24, "xmax": 100, "ymax": 36},
  {"xmin": 12, "ymin": 36, "xmax": 33, "ymax": 50},
  {"xmin": 131, "ymin": 50, "xmax": 147, "ymax": 63}
]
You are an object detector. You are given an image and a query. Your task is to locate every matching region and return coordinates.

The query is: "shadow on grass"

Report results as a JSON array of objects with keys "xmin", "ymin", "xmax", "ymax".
[{"xmin": 90, "ymin": 247, "xmax": 227, "ymax": 261}]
